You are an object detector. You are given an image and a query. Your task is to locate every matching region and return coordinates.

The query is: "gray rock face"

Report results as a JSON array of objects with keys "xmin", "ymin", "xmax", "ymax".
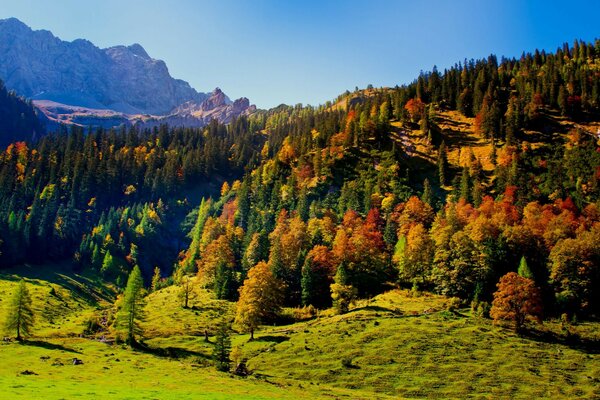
[{"xmin": 0, "ymin": 18, "xmax": 254, "ymax": 127}]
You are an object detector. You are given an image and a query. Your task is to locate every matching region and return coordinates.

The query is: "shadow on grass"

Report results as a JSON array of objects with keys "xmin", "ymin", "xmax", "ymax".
[
  {"xmin": 132, "ymin": 341, "xmax": 210, "ymax": 360},
  {"xmin": 254, "ymin": 335, "xmax": 290, "ymax": 344},
  {"xmin": 22, "ymin": 339, "xmax": 82, "ymax": 354},
  {"xmin": 522, "ymin": 328, "xmax": 600, "ymax": 354}
]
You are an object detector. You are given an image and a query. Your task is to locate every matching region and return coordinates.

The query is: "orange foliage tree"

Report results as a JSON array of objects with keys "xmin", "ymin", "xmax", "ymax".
[{"xmin": 490, "ymin": 272, "xmax": 542, "ymax": 332}]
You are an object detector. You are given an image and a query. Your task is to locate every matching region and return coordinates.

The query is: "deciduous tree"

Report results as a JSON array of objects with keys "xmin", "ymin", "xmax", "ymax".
[{"xmin": 490, "ymin": 272, "xmax": 542, "ymax": 332}]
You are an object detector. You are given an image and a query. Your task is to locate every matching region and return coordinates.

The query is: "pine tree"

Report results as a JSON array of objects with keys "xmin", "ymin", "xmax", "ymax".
[
  {"xmin": 4, "ymin": 280, "xmax": 34, "ymax": 340},
  {"xmin": 301, "ymin": 256, "xmax": 315, "ymax": 307},
  {"xmin": 101, "ymin": 251, "xmax": 116, "ymax": 277},
  {"xmin": 213, "ymin": 321, "xmax": 232, "ymax": 372},
  {"xmin": 214, "ymin": 261, "xmax": 235, "ymax": 300},
  {"xmin": 459, "ymin": 166, "xmax": 471, "ymax": 202},
  {"xmin": 115, "ymin": 265, "xmax": 145, "ymax": 344}
]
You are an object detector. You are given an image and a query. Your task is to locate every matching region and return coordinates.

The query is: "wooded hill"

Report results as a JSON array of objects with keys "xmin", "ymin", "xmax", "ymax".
[{"xmin": 1, "ymin": 39, "xmax": 599, "ymax": 319}]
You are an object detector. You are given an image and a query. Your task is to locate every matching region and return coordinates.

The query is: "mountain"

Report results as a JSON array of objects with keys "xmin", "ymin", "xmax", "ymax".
[
  {"xmin": 0, "ymin": 18, "xmax": 254, "ymax": 130},
  {"xmin": 34, "ymin": 88, "xmax": 256, "ymax": 131}
]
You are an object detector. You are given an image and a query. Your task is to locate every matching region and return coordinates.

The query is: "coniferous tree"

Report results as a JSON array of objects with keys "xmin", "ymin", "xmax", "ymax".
[
  {"xmin": 151, "ymin": 267, "xmax": 161, "ymax": 292},
  {"xmin": 115, "ymin": 265, "xmax": 145, "ymax": 344},
  {"xmin": 517, "ymin": 256, "xmax": 534, "ymax": 280},
  {"xmin": 4, "ymin": 280, "xmax": 34, "ymax": 340},
  {"xmin": 213, "ymin": 321, "xmax": 232, "ymax": 372},
  {"xmin": 437, "ymin": 142, "xmax": 448, "ymax": 186}
]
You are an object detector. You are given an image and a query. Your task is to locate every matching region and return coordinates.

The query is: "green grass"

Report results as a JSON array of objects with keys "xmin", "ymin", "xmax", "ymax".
[
  {"xmin": 0, "ymin": 338, "xmax": 338, "ymax": 400},
  {"xmin": 1, "ymin": 266, "xmax": 599, "ymax": 399},
  {"xmin": 0, "ymin": 262, "xmax": 115, "ymax": 338}
]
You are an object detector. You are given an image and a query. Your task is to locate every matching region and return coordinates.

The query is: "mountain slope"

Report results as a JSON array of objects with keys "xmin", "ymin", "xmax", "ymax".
[
  {"xmin": 0, "ymin": 17, "xmax": 204, "ymax": 115},
  {"xmin": 0, "ymin": 79, "xmax": 45, "ymax": 147}
]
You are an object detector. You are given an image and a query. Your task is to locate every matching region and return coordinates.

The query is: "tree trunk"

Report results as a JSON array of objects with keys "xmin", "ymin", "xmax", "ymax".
[{"xmin": 249, "ymin": 328, "xmax": 254, "ymax": 341}]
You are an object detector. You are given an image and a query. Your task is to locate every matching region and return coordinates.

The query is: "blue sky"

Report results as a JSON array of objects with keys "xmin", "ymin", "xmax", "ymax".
[{"xmin": 0, "ymin": 0, "xmax": 599, "ymax": 108}]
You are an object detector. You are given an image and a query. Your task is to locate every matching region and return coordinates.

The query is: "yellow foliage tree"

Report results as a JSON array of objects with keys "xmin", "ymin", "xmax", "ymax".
[{"xmin": 234, "ymin": 261, "xmax": 284, "ymax": 340}]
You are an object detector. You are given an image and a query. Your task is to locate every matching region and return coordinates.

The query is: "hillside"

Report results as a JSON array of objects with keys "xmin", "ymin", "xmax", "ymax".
[
  {"xmin": 1, "ymin": 270, "xmax": 598, "ymax": 399},
  {"xmin": 0, "ymin": 79, "xmax": 45, "ymax": 147},
  {"xmin": 1, "ymin": 37, "xmax": 600, "ymax": 400}
]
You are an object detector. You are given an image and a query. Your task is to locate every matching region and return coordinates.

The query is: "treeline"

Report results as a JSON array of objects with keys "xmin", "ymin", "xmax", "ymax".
[
  {"xmin": 0, "ymin": 119, "xmax": 264, "ymax": 268},
  {"xmin": 0, "ymin": 79, "xmax": 45, "ymax": 148}
]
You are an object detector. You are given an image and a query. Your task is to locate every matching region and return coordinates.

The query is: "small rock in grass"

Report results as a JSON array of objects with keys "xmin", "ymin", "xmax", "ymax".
[{"xmin": 19, "ymin": 370, "xmax": 38, "ymax": 375}]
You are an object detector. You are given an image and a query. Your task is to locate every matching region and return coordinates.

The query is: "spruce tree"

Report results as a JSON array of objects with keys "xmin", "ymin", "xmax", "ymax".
[
  {"xmin": 460, "ymin": 166, "xmax": 471, "ymax": 202},
  {"xmin": 301, "ymin": 256, "xmax": 315, "ymax": 307},
  {"xmin": 213, "ymin": 321, "xmax": 232, "ymax": 372},
  {"xmin": 151, "ymin": 267, "xmax": 161, "ymax": 292},
  {"xmin": 4, "ymin": 280, "xmax": 34, "ymax": 340}
]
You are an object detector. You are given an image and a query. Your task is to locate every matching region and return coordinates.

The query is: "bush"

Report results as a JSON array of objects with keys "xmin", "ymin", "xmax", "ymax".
[
  {"xmin": 472, "ymin": 300, "xmax": 491, "ymax": 318},
  {"xmin": 446, "ymin": 297, "xmax": 463, "ymax": 312}
]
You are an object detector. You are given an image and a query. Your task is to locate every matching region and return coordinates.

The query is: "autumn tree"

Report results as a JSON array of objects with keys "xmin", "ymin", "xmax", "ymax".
[
  {"xmin": 151, "ymin": 267, "xmax": 161, "ymax": 292},
  {"xmin": 179, "ymin": 275, "xmax": 197, "ymax": 308},
  {"xmin": 549, "ymin": 225, "xmax": 600, "ymax": 315},
  {"xmin": 4, "ymin": 280, "xmax": 34, "ymax": 340},
  {"xmin": 404, "ymin": 98, "xmax": 426, "ymax": 123},
  {"xmin": 490, "ymin": 272, "xmax": 542, "ymax": 332},
  {"xmin": 234, "ymin": 261, "xmax": 284, "ymax": 340},
  {"xmin": 115, "ymin": 265, "xmax": 145, "ymax": 344}
]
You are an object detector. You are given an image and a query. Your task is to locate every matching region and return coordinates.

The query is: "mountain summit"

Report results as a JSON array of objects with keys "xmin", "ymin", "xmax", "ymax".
[{"xmin": 0, "ymin": 18, "xmax": 254, "ymax": 128}]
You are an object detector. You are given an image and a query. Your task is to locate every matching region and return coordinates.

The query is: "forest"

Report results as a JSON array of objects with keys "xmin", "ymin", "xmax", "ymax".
[{"xmin": 2, "ymin": 40, "xmax": 598, "ymax": 321}]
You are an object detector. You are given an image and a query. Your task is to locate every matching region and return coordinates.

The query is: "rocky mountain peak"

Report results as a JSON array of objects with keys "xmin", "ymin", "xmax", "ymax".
[{"xmin": 0, "ymin": 18, "xmax": 256, "ymax": 128}]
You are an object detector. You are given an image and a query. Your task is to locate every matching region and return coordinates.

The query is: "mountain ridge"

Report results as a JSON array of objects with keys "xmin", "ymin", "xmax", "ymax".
[{"xmin": 0, "ymin": 17, "xmax": 255, "ymax": 129}]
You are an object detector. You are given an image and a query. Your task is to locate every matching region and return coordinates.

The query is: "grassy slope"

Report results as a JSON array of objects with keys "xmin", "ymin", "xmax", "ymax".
[{"xmin": 1, "ymin": 267, "xmax": 599, "ymax": 399}]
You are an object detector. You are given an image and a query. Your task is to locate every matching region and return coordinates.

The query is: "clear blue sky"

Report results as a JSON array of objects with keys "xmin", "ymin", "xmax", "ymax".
[{"xmin": 0, "ymin": 0, "xmax": 599, "ymax": 108}]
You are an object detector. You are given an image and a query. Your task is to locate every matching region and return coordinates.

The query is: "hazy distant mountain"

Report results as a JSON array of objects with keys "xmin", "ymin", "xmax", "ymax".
[{"xmin": 0, "ymin": 17, "xmax": 254, "ymax": 129}]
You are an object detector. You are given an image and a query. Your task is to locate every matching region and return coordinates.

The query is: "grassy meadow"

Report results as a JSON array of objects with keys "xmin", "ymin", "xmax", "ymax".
[{"xmin": 1, "ymin": 265, "xmax": 599, "ymax": 399}]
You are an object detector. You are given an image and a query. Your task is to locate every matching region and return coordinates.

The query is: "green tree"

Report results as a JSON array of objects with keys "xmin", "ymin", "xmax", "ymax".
[
  {"xmin": 330, "ymin": 261, "xmax": 357, "ymax": 314},
  {"xmin": 4, "ymin": 280, "xmax": 34, "ymax": 340},
  {"xmin": 517, "ymin": 256, "xmax": 533, "ymax": 280},
  {"xmin": 115, "ymin": 265, "xmax": 145, "ymax": 344},
  {"xmin": 421, "ymin": 178, "xmax": 433, "ymax": 206},
  {"xmin": 213, "ymin": 321, "xmax": 232, "ymax": 372},
  {"xmin": 101, "ymin": 250, "xmax": 117, "ymax": 277}
]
